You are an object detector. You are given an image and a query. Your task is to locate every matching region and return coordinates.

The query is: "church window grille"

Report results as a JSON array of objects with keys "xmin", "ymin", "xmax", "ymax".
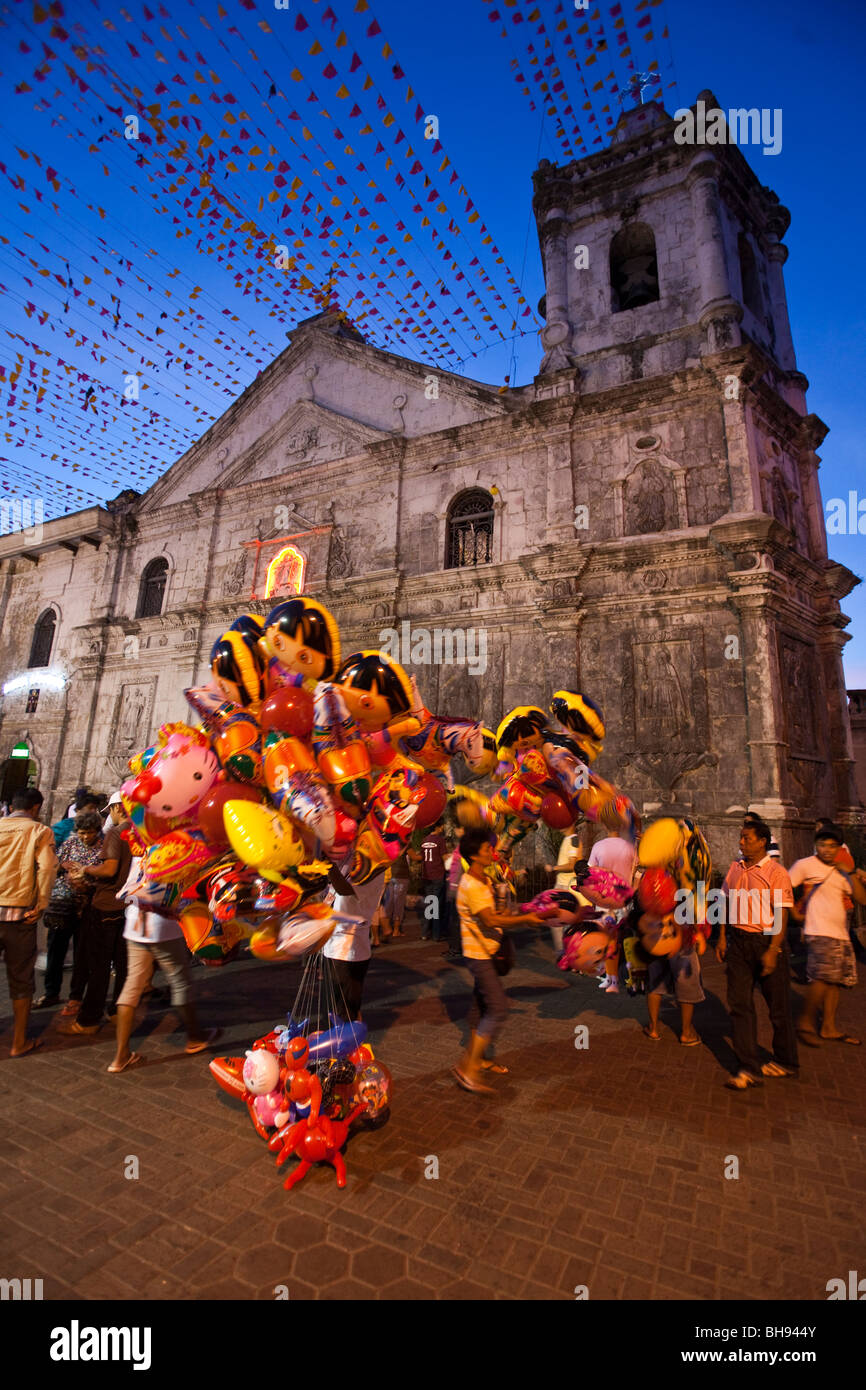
[{"xmin": 446, "ymin": 490, "xmax": 495, "ymax": 568}]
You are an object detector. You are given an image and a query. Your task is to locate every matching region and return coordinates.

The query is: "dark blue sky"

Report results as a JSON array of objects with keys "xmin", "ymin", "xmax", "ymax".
[{"xmin": 1, "ymin": 0, "xmax": 864, "ymax": 681}]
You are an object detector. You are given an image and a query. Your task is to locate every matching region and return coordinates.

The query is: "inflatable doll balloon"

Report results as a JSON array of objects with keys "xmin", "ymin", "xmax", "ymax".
[
  {"xmin": 184, "ymin": 685, "xmax": 263, "ymax": 785},
  {"xmin": 243, "ymin": 1048, "xmax": 280, "ymax": 1096},
  {"xmin": 121, "ymin": 723, "xmax": 220, "ymax": 829},
  {"xmin": 549, "ymin": 691, "xmax": 606, "ymax": 763},
  {"xmin": 495, "ymin": 707, "xmax": 550, "ymax": 769},
  {"xmin": 260, "ymin": 597, "xmax": 341, "ymax": 692},
  {"xmin": 211, "ymin": 614, "xmax": 268, "ymax": 712},
  {"xmin": 558, "ymin": 928, "xmax": 610, "ymax": 976},
  {"xmin": 331, "ymin": 650, "xmax": 415, "ymax": 735}
]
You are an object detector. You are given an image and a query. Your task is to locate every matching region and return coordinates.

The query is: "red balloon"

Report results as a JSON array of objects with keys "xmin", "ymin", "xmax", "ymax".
[
  {"xmin": 412, "ymin": 773, "xmax": 447, "ymax": 829},
  {"xmin": 540, "ymin": 792, "xmax": 573, "ymax": 829},
  {"xmin": 637, "ymin": 867, "xmax": 678, "ymax": 917},
  {"xmin": 260, "ymin": 687, "xmax": 315, "ymax": 740},
  {"xmin": 198, "ymin": 782, "xmax": 263, "ymax": 845}
]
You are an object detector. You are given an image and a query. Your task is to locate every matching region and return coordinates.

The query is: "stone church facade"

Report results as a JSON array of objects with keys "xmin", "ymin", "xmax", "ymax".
[{"xmin": 0, "ymin": 93, "xmax": 861, "ymax": 863}]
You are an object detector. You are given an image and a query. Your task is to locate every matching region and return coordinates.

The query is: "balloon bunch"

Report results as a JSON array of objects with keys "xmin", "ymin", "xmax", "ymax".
[
  {"xmin": 117, "ymin": 597, "xmax": 490, "ymax": 961},
  {"xmin": 453, "ymin": 691, "xmax": 639, "ymax": 864},
  {"xmin": 520, "ymin": 816, "xmax": 713, "ymax": 989},
  {"xmin": 210, "ymin": 955, "xmax": 392, "ymax": 1192}
]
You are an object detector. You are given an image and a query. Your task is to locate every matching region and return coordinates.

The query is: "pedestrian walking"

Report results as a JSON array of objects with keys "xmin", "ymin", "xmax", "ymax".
[
  {"xmin": 718, "ymin": 817, "xmax": 798, "ymax": 1089},
  {"xmin": 643, "ymin": 929, "xmax": 705, "ymax": 1046},
  {"xmin": 34, "ymin": 810, "xmax": 103, "ymax": 1009},
  {"xmin": 790, "ymin": 820, "xmax": 866, "ymax": 1048},
  {"xmin": 59, "ymin": 792, "xmax": 131, "ymax": 1034},
  {"xmin": 452, "ymin": 827, "xmax": 545, "ymax": 1094},
  {"xmin": 0, "ymin": 788, "xmax": 57, "ymax": 1056},
  {"xmin": 384, "ymin": 851, "xmax": 410, "ymax": 938},
  {"xmin": 108, "ymin": 891, "xmax": 219, "ymax": 1074},
  {"xmin": 323, "ymin": 874, "xmax": 385, "ymax": 1022},
  {"xmin": 442, "ymin": 828, "xmax": 465, "ymax": 961}
]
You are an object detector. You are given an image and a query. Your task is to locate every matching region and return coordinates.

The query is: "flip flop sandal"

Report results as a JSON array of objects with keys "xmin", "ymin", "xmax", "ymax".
[
  {"xmin": 481, "ymin": 1060, "xmax": 509, "ymax": 1074},
  {"xmin": 796, "ymin": 1029, "xmax": 822, "ymax": 1048},
  {"xmin": 59, "ymin": 1020, "xmax": 100, "ymax": 1036},
  {"xmin": 107, "ymin": 1052, "xmax": 144, "ymax": 1074},
  {"xmin": 451, "ymin": 1065, "xmax": 494, "ymax": 1095},
  {"xmin": 761, "ymin": 1061, "xmax": 796, "ymax": 1077},
  {"xmin": 185, "ymin": 1027, "xmax": 221, "ymax": 1055},
  {"xmin": 680, "ymin": 1036, "xmax": 701, "ymax": 1047},
  {"xmin": 58, "ymin": 1000, "xmax": 81, "ymax": 1018},
  {"xmin": 642, "ymin": 1026, "xmax": 661, "ymax": 1041},
  {"xmin": 10, "ymin": 1038, "xmax": 42, "ymax": 1058},
  {"xmin": 821, "ymin": 1034, "xmax": 862, "ymax": 1045},
  {"xmin": 725, "ymin": 1071, "xmax": 762, "ymax": 1090}
]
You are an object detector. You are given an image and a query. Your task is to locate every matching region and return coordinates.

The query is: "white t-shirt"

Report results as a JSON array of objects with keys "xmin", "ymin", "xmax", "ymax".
[
  {"xmin": 322, "ymin": 875, "xmax": 384, "ymax": 962},
  {"xmin": 123, "ymin": 899, "xmax": 184, "ymax": 943},
  {"xmin": 555, "ymin": 833, "xmax": 583, "ymax": 891},
  {"xmin": 588, "ymin": 836, "xmax": 636, "ymax": 885},
  {"xmin": 789, "ymin": 856, "xmax": 853, "ymax": 940}
]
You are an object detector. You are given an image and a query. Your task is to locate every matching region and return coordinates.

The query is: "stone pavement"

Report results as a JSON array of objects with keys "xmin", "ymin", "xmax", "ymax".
[{"xmin": 1, "ymin": 919, "xmax": 864, "ymax": 1302}]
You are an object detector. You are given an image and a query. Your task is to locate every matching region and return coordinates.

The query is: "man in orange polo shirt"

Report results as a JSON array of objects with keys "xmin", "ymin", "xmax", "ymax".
[{"xmin": 718, "ymin": 817, "xmax": 798, "ymax": 1089}]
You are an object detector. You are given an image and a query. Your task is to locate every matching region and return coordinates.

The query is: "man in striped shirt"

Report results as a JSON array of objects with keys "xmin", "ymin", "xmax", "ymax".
[{"xmin": 719, "ymin": 817, "xmax": 797, "ymax": 1089}]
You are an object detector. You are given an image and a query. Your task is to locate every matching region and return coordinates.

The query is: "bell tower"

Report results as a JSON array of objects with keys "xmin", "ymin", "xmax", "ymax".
[
  {"xmin": 529, "ymin": 92, "xmax": 862, "ymax": 853},
  {"xmin": 533, "ymin": 90, "xmax": 801, "ymax": 406}
]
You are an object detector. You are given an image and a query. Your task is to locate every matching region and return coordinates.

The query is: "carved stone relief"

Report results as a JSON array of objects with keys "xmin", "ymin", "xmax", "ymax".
[
  {"xmin": 109, "ymin": 679, "xmax": 156, "ymax": 764},
  {"xmin": 778, "ymin": 634, "xmax": 818, "ymax": 756},
  {"xmin": 622, "ymin": 630, "xmax": 709, "ymax": 756},
  {"xmin": 326, "ymin": 503, "xmax": 352, "ymax": 581},
  {"xmin": 223, "ymin": 552, "xmax": 247, "ymax": 597}
]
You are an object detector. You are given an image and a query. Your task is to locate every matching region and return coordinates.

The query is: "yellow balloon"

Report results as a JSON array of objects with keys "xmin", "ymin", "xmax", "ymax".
[
  {"xmin": 639, "ymin": 817, "xmax": 685, "ymax": 868},
  {"xmin": 223, "ymin": 800, "xmax": 304, "ymax": 876}
]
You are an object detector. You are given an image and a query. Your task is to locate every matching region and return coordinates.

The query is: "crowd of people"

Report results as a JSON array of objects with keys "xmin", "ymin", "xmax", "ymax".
[{"xmin": 0, "ymin": 785, "xmax": 863, "ymax": 1103}]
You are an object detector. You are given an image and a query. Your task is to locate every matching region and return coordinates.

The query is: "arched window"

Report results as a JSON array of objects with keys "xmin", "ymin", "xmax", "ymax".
[
  {"xmin": 446, "ymin": 490, "xmax": 495, "ymax": 569},
  {"xmin": 136, "ymin": 557, "xmax": 168, "ymax": 618},
  {"xmin": 610, "ymin": 223, "xmax": 660, "ymax": 312},
  {"xmin": 28, "ymin": 609, "xmax": 56, "ymax": 669},
  {"xmin": 738, "ymin": 233, "xmax": 764, "ymax": 320}
]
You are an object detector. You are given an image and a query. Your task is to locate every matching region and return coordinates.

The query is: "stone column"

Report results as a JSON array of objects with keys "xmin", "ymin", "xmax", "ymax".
[
  {"xmin": 726, "ymin": 580, "xmax": 797, "ymax": 819},
  {"xmin": 687, "ymin": 155, "xmax": 742, "ymax": 353},
  {"xmin": 545, "ymin": 429, "xmax": 577, "ymax": 545},
  {"xmin": 761, "ymin": 212, "xmax": 797, "ymax": 373},
  {"xmin": 538, "ymin": 214, "xmax": 578, "ymax": 374},
  {"xmin": 817, "ymin": 627, "xmax": 861, "ymax": 816},
  {"xmin": 797, "ymin": 416, "xmax": 830, "ymax": 564}
]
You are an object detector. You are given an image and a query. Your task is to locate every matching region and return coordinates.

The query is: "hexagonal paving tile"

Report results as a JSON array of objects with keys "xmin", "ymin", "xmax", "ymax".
[
  {"xmin": 295, "ymin": 1242, "xmax": 351, "ymax": 1288},
  {"xmin": 350, "ymin": 1243, "xmax": 408, "ymax": 1287}
]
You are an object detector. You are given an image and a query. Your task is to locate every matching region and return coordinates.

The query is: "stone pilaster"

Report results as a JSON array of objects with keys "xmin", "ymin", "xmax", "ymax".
[{"xmin": 687, "ymin": 155, "xmax": 743, "ymax": 353}]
